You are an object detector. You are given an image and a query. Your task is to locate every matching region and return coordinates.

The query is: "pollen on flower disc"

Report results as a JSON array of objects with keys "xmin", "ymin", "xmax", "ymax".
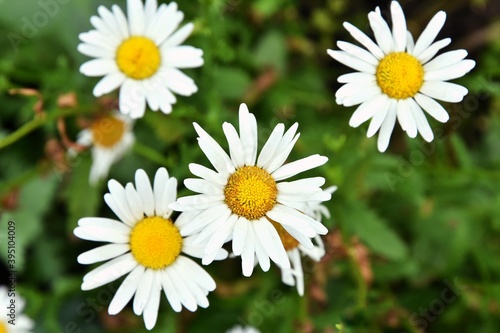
[
  {"xmin": 224, "ymin": 166, "xmax": 278, "ymax": 220},
  {"xmin": 129, "ymin": 216, "xmax": 182, "ymax": 270},
  {"xmin": 376, "ymin": 52, "xmax": 424, "ymax": 100},
  {"xmin": 116, "ymin": 36, "xmax": 161, "ymax": 80},
  {"xmin": 91, "ymin": 116, "xmax": 126, "ymax": 148}
]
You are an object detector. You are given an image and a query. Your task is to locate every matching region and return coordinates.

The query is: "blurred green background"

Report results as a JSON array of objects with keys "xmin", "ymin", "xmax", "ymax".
[{"xmin": 1, "ymin": 0, "xmax": 500, "ymax": 332}]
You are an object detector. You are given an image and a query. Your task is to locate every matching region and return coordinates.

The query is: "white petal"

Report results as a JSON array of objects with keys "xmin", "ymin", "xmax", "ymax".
[
  {"xmin": 424, "ymin": 59, "xmax": 476, "ymax": 81},
  {"xmin": 337, "ymin": 41, "xmax": 379, "ymax": 65},
  {"xmin": 423, "ymin": 49, "xmax": 468, "ymax": 72},
  {"xmin": 78, "ymin": 43, "xmax": 113, "ymax": 58},
  {"xmin": 78, "ymin": 243, "xmax": 130, "ymax": 264},
  {"xmin": 264, "ymin": 133, "xmax": 300, "ymax": 174},
  {"xmin": 144, "ymin": 0, "xmax": 158, "ymax": 24},
  {"xmin": 368, "ymin": 11, "xmax": 394, "ymax": 54},
  {"xmin": 163, "ymin": 46, "xmax": 204, "ymax": 69},
  {"xmin": 289, "ymin": 249, "xmax": 304, "ymax": 296},
  {"xmin": 133, "ymin": 268, "xmax": 154, "ymax": 315},
  {"xmin": 111, "ymin": 5, "xmax": 130, "ymax": 39},
  {"xmin": 257, "ymin": 123, "xmax": 285, "ymax": 168},
  {"xmin": 79, "ymin": 31, "xmax": 117, "ymax": 51},
  {"xmin": 162, "ymin": 23, "xmax": 194, "ymax": 48},
  {"xmin": 74, "ymin": 222, "xmax": 130, "ymax": 244},
  {"xmin": 266, "ymin": 205, "xmax": 314, "ymax": 237},
  {"xmin": 349, "ymin": 94, "xmax": 389, "ymax": 127},
  {"xmin": 277, "ymin": 177, "xmax": 325, "ymax": 194},
  {"xmin": 342, "ymin": 22, "xmax": 385, "ymax": 59},
  {"xmin": 412, "ymin": 11, "xmax": 447, "ymax": 57},
  {"xmin": 193, "ymin": 123, "xmax": 234, "ymax": 175},
  {"xmin": 416, "ymin": 38, "xmax": 452, "ymax": 64},
  {"xmin": 241, "ymin": 226, "xmax": 256, "ymax": 277},
  {"xmin": 420, "ymin": 81, "xmax": 468, "ymax": 103},
  {"xmin": 391, "ymin": 1, "xmax": 407, "ymax": 52},
  {"xmin": 166, "ymin": 68, "xmax": 198, "ymax": 96},
  {"xmin": 148, "ymin": 4, "xmax": 183, "ymax": 45},
  {"xmin": 204, "ymin": 214, "xmax": 237, "ymax": 255},
  {"xmin": 160, "ymin": 270, "xmax": 182, "ymax": 312},
  {"xmin": 408, "ymin": 97, "xmax": 434, "ymax": 142},
  {"xmin": 232, "ymin": 217, "xmax": 249, "ymax": 256},
  {"xmin": 253, "ymin": 232, "xmax": 271, "ymax": 272},
  {"xmin": 238, "ymin": 103, "xmax": 258, "ymax": 165},
  {"xmin": 397, "ymin": 99, "xmax": 418, "ymax": 138},
  {"xmin": 176, "ymin": 256, "xmax": 216, "ymax": 291},
  {"xmin": 108, "ymin": 265, "xmax": 145, "ymax": 315},
  {"xmin": 97, "ymin": 6, "xmax": 124, "ymax": 40},
  {"xmin": 366, "ymin": 99, "xmax": 391, "ymax": 138},
  {"xmin": 80, "ymin": 59, "xmax": 117, "ymax": 77},
  {"xmin": 108, "ymin": 179, "xmax": 137, "ymax": 225},
  {"xmin": 168, "ymin": 264, "xmax": 198, "ymax": 311},
  {"xmin": 127, "ymin": 0, "xmax": 146, "ymax": 35},
  {"xmin": 406, "ymin": 31, "xmax": 415, "ymax": 53},
  {"xmin": 143, "ymin": 273, "xmax": 161, "ymax": 330},
  {"xmin": 414, "ymin": 93, "xmax": 449, "ymax": 122},
  {"xmin": 93, "ymin": 72, "xmax": 126, "ymax": 97},
  {"xmin": 327, "ymin": 50, "xmax": 376, "ymax": 74},
  {"xmin": 135, "ymin": 169, "xmax": 155, "ymax": 217},
  {"xmin": 188, "ymin": 163, "xmax": 227, "ymax": 186},
  {"xmin": 178, "ymin": 204, "xmax": 229, "ymax": 236},
  {"xmin": 337, "ymin": 72, "xmax": 375, "ymax": 84},
  {"xmin": 125, "ymin": 183, "xmax": 145, "ymax": 221},
  {"xmin": 271, "ymin": 204, "xmax": 328, "ymax": 235},
  {"xmin": 260, "ymin": 218, "xmax": 291, "ymax": 269},
  {"xmin": 119, "ymin": 79, "xmax": 147, "ymax": 119},
  {"xmin": 153, "ymin": 167, "xmax": 169, "ymax": 215},
  {"xmin": 271, "ymin": 155, "xmax": 328, "ymax": 181},
  {"xmin": 341, "ymin": 85, "xmax": 381, "ymax": 107},
  {"xmin": 184, "ymin": 178, "xmax": 222, "ymax": 196},
  {"xmin": 223, "ymin": 122, "xmax": 245, "ymax": 168},
  {"xmin": 377, "ymin": 99, "xmax": 397, "ymax": 152},
  {"xmin": 82, "ymin": 253, "xmax": 137, "ymax": 290}
]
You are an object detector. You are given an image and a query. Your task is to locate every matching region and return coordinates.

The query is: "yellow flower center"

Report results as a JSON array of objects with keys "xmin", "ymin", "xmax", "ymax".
[
  {"xmin": 90, "ymin": 115, "xmax": 126, "ymax": 148},
  {"xmin": 269, "ymin": 219, "xmax": 299, "ymax": 251},
  {"xmin": 0, "ymin": 321, "xmax": 6, "ymax": 333},
  {"xmin": 116, "ymin": 36, "xmax": 161, "ymax": 80},
  {"xmin": 129, "ymin": 217, "xmax": 182, "ymax": 270},
  {"xmin": 224, "ymin": 166, "xmax": 278, "ymax": 220},
  {"xmin": 376, "ymin": 52, "xmax": 424, "ymax": 100}
]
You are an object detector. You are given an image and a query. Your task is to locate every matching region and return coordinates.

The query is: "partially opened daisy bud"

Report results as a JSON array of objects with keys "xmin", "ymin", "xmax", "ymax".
[
  {"xmin": 73, "ymin": 112, "xmax": 134, "ymax": 185},
  {"xmin": 278, "ymin": 186, "xmax": 337, "ymax": 296},
  {"xmin": 0, "ymin": 286, "xmax": 34, "ymax": 332},
  {"xmin": 170, "ymin": 103, "xmax": 331, "ymax": 277},
  {"xmin": 78, "ymin": 0, "xmax": 203, "ymax": 119},
  {"xmin": 74, "ymin": 168, "xmax": 227, "ymax": 330},
  {"xmin": 327, "ymin": 1, "xmax": 475, "ymax": 152}
]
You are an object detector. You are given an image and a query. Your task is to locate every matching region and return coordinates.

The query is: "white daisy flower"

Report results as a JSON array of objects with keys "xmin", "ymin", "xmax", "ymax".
[
  {"xmin": 74, "ymin": 112, "xmax": 134, "ymax": 185},
  {"xmin": 279, "ymin": 186, "xmax": 336, "ymax": 296},
  {"xmin": 78, "ymin": 0, "xmax": 203, "ymax": 119},
  {"xmin": 170, "ymin": 103, "xmax": 331, "ymax": 277},
  {"xmin": 74, "ymin": 168, "xmax": 227, "ymax": 330},
  {"xmin": 1, "ymin": 285, "xmax": 34, "ymax": 333},
  {"xmin": 226, "ymin": 325, "xmax": 261, "ymax": 333},
  {"xmin": 327, "ymin": 1, "xmax": 475, "ymax": 152}
]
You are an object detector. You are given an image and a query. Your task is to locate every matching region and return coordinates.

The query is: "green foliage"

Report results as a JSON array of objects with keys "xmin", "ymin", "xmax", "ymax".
[{"xmin": 1, "ymin": 0, "xmax": 500, "ymax": 332}]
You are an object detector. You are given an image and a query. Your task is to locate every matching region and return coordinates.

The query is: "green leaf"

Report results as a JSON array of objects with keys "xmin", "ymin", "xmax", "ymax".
[
  {"xmin": 213, "ymin": 66, "xmax": 251, "ymax": 99},
  {"xmin": 64, "ymin": 155, "xmax": 101, "ymax": 234},
  {"xmin": 1, "ymin": 173, "xmax": 58, "ymax": 271},
  {"xmin": 343, "ymin": 203, "xmax": 409, "ymax": 261},
  {"xmin": 253, "ymin": 31, "xmax": 287, "ymax": 73}
]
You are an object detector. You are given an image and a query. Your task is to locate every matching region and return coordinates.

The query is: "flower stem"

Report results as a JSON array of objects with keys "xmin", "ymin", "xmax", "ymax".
[
  {"xmin": 133, "ymin": 142, "xmax": 170, "ymax": 166},
  {"xmin": 0, "ymin": 108, "xmax": 89, "ymax": 150}
]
